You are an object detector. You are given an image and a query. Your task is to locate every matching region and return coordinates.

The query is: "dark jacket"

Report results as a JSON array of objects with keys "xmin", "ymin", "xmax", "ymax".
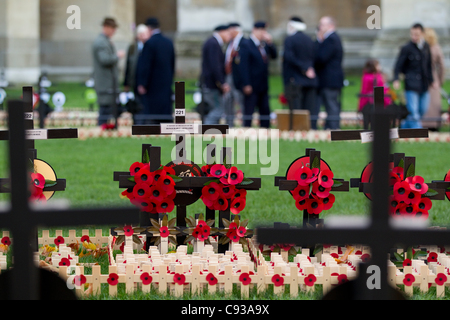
[
  {"xmin": 314, "ymin": 32, "xmax": 344, "ymax": 89},
  {"xmin": 201, "ymin": 36, "xmax": 226, "ymax": 91},
  {"xmin": 238, "ymin": 37, "xmax": 278, "ymax": 94},
  {"xmin": 394, "ymin": 40, "xmax": 434, "ymax": 93},
  {"xmin": 230, "ymin": 36, "xmax": 247, "ymax": 91},
  {"xmin": 283, "ymin": 31, "xmax": 318, "ymax": 88},
  {"xmin": 136, "ymin": 32, "xmax": 175, "ymax": 115}
]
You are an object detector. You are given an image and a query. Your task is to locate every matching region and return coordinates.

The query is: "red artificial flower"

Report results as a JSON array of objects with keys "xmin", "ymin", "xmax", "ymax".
[
  {"xmin": 428, "ymin": 252, "xmax": 438, "ymax": 263},
  {"xmin": 272, "ymin": 274, "xmax": 284, "ymax": 287},
  {"xmin": 312, "ymin": 181, "xmax": 331, "ymax": 199},
  {"xmin": 404, "ymin": 190, "xmax": 421, "ymax": 205},
  {"xmin": 306, "ymin": 198, "xmax": 324, "ymax": 215},
  {"xmin": 337, "ymin": 274, "xmax": 348, "ymax": 285},
  {"xmin": 360, "ymin": 254, "xmax": 371, "ymax": 263},
  {"xmin": 162, "ymin": 166, "xmax": 176, "ymax": 176},
  {"xmin": 435, "ymin": 273, "xmax": 448, "ymax": 286},
  {"xmin": 107, "ymin": 273, "xmax": 119, "ymax": 286},
  {"xmin": 279, "ymin": 93, "xmax": 288, "ymax": 105},
  {"xmin": 152, "ymin": 169, "xmax": 167, "ymax": 184},
  {"xmin": 30, "ymin": 188, "xmax": 47, "ymax": 203},
  {"xmin": 80, "ymin": 235, "xmax": 90, "ymax": 243},
  {"xmin": 54, "ymin": 236, "xmax": 65, "ymax": 247},
  {"xmin": 389, "ymin": 196, "xmax": 401, "ymax": 214},
  {"xmin": 1, "ymin": 237, "xmax": 11, "ymax": 246},
  {"xmin": 221, "ymin": 184, "xmax": 236, "ymax": 199},
  {"xmin": 304, "ymin": 274, "xmax": 317, "ymax": 287},
  {"xmin": 236, "ymin": 226, "xmax": 247, "ymax": 238},
  {"xmin": 130, "ymin": 162, "xmax": 148, "ymax": 176},
  {"xmin": 239, "ymin": 273, "xmax": 252, "ymax": 286},
  {"xmin": 213, "ymin": 195, "xmax": 229, "ymax": 212},
  {"xmin": 123, "ymin": 225, "xmax": 134, "ymax": 237},
  {"xmin": 156, "ymin": 199, "xmax": 175, "ymax": 214},
  {"xmin": 149, "ymin": 185, "xmax": 167, "ymax": 202},
  {"xmin": 295, "ymin": 199, "xmax": 308, "ymax": 211},
  {"xmin": 159, "ymin": 226, "xmax": 170, "ymax": 238},
  {"xmin": 417, "ymin": 197, "xmax": 432, "ymax": 211},
  {"xmin": 192, "ymin": 227, "xmax": 202, "ymax": 240},
  {"xmin": 31, "ymin": 173, "xmax": 45, "ymax": 189},
  {"xmin": 415, "ymin": 209, "xmax": 429, "ymax": 220},
  {"xmin": 390, "ymin": 167, "xmax": 404, "ymax": 185},
  {"xmin": 227, "ymin": 167, "xmax": 244, "ymax": 185},
  {"xmin": 403, "ymin": 203, "xmax": 419, "ymax": 216},
  {"xmin": 210, "ymin": 164, "xmax": 227, "ymax": 179},
  {"xmin": 73, "ymin": 275, "xmax": 87, "ymax": 287},
  {"xmin": 406, "ymin": 176, "xmax": 428, "ymax": 195},
  {"xmin": 206, "ymin": 273, "xmax": 218, "ymax": 286},
  {"xmin": 131, "ymin": 198, "xmax": 155, "ymax": 213},
  {"xmin": 229, "ymin": 222, "xmax": 238, "ymax": 230},
  {"xmin": 140, "ymin": 272, "xmax": 153, "ymax": 285},
  {"xmin": 393, "ymin": 181, "xmax": 410, "ymax": 202},
  {"xmin": 202, "ymin": 164, "xmax": 213, "ymax": 176},
  {"xmin": 294, "ymin": 167, "xmax": 316, "ymax": 186},
  {"xmin": 227, "ymin": 230, "xmax": 240, "ymax": 243},
  {"xmin": 318, "ymin": 170, "xmax": 334, "ymax": 189},
  {"xmin": 134, "ymin": 168, "xmax": 153, "ymax": 185},
  {"xmin": 59, "ymin": 258, "xmax": 71, "ymax": 267},
  {"xmin": 403, "ymin": 274, "xmax": 415, "ymax": 287},
  {"xmin": 174, "ymin": 273, "xmax": 186, "ymax": 285},
  {"xmin": 202, "ymin": 182, "xmax": 221, "ymax": 202},
  {"xmin": 133, "ymin": 183, "xmax": 152, "ymax": 200},
  {"xmin": 403, "ymin": 259, "xmax": 412, "ymax": 267},
  {"xmin": 292, "ymin": 184, "xmax": 310, "ymax": 201},
  {"xmin": 322, "ymin": 194, "xmax": 335, "ymax": 210},
  {"xmin": 230, "ymin": 197, "xmax": 246, "ymax": 215},
  {"xmin": 158, "ymin": 175, "xmax": 176, "ymax": 194},
  {"xmin": 234, "ymin": 189, "xmax": 247, "ymax": 199},
  {"xmin": 121, "ymin": 187, "xmax": 134, "ymax": 200}
]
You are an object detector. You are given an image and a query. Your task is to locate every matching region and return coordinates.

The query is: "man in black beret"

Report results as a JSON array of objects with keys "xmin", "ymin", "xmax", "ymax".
[{"xmin": 200, "ymin": 24, "xmax": 232, "ymax": 125}]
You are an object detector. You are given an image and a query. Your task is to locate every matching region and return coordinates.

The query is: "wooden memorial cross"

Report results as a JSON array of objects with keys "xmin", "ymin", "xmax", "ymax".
[
  {"xmin": 257, "ymin": 95, "xmax": 450, "ymax": 300},
  {"xmin": 274, "ymin": 148, "xmax": 349, "ymax": 228},
  {"xmin": 0, "ymin": 99, "xmax": 140, "ymax": 300},
  {"xmin": 0, "ymin": 87, "xmax": 78, "ymax": 196}
]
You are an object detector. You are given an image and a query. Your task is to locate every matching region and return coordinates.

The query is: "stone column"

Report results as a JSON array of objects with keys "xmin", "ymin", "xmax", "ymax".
[{"xmin": 0, "ymin": 0, "xmax": 40, "ymax": 85}]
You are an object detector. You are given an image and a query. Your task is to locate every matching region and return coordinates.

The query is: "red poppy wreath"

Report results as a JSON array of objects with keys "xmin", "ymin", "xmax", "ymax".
[{"xmin": 200, "ymin": 163, "xmax": 253, "ymax": 215}]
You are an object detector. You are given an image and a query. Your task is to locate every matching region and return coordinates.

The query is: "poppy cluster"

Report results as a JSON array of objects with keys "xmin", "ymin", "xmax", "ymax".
[
  {"xmin": 123, "ymin": 162, "xmax": 177, "ymax": 214},
  {"xmin": 29, "ymin": 172, "xmax": 47, "ymax": 203},
  {"xmin": 192, "ymin": 220, "xmax": 211, "ymax": 241},
  {"xmin": 390, "ymin": 168, "xmax": 431, "ymax": 219},
  {"xmin": 291, "ymin": 166, "xmax": 336, "ymax": 215},
  {"xmin": 201, "ymin": 164, "xmax": 247, "ymax": 215}
]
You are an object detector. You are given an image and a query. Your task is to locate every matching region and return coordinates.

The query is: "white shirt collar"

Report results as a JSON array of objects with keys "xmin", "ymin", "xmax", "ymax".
[
  {"xmin": 250, "ymin": 34, "xmax": 260, "ymax": 46},
  {"xmin": 213, "ymin": 32, "xmax": 224, "ymax": 46}
]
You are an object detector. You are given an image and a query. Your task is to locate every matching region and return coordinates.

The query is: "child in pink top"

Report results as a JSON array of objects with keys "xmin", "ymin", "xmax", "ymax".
[{"xmin": 359, "ymin": 59, "xmax": 392, "ymax": 111}]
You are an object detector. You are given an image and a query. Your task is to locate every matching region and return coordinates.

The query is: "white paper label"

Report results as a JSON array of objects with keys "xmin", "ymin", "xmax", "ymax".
[
  {"xmin": 174, "ymin": 109, "xmax": 186, "ymax": 117},
  {"xmin": 24, "ymin": 112, "xmax": 34, "ymax": 120},
  {"xmin": 361, "ymin": 128, "xmax": 400, "ymax": 144},
  {"xmin": 161, "ymin": 124, "xmax": 199, "ymax": 134},
  {"xmin": 26, "ymin": 129, "xmax": 48, "ymax": 140}
]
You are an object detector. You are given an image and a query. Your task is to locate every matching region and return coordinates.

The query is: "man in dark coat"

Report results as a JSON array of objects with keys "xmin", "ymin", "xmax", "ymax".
[
  {"xmin": 314, "ymin": 16, "xmax": 344, "ymax": 130},
  {"xmin": 238, "ymin": 21, "xmax": 278, "ymax": 128},
  {"xmin": 201, "ymin": 25, "xmax": 231, "ymax": 125},
  {"xmin": 283, "ymin": 16, "xmax": 318, "ymax": 129},
  {"xmin": 393, "ymin": 23, "xmax": 434, "ymax": 129},
  {"xmin": 136, "ymin": 17, "xmax": 175, "ymax": 124}
]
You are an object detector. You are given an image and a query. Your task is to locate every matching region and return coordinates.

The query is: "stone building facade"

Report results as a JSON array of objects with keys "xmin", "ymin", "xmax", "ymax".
[{"xmin": 0, "ymin": 0, "xmax": 449, "ymax": 84}]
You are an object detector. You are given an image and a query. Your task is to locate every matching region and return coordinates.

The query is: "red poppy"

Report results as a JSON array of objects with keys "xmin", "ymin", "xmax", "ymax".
[
  {"xmin": 134, "ymin": 168, "xmax": 154, "ymax": 185},
  {"xmin": 107, "ymin": 273, "xmax": 119, "ymax": 286},
  {"xmin": 227, "ymin": 230, "xmax": 240, "ymax": 243},
  {"xmin": 59, "ymin": 258, "xmax": 71, "ymax": 267},
  {"xmin": 1, "ymin": 237, "xmax": 11, "ymax": 246},
  {"xmin": 123, "ymin": 225, "xmax": 134, "ymax": 237},
  {"xmin": 389, "ymin": 196, "xmax": 401, "ymax": 214},
  {"xmin": 304, "ymin": 274, "xmax": 317, "ymax": 287},
  {"xmin": 158, "ymin": 175, "xmax": 176, "ymax": 193},
  {"xmin": 213, "ymin": 195, "xmax": 229, "ymax": 212},
  {"xmin": 202, "ymin": 182, "xmax": 221, "ymax": 202},
  {"xmin": 230, "ymin": 197, "xmax": 246, "ymax": 215},
  {"xmin": 403, "ymin": 259, "xmax": 412, "ymax": 267},
  {"xmin": 403, "ymin": 203, "xmax": 419, "ymax": 216},
  {"xmin": 239, "ymin": 273, "xmax": 252, "ymax": 286},
  {"xmin": 54, "ymin": 236, "xmax": 65, "ymax": 247},
  {"xmin": 31, "ymin": 173, "xmax": 45, "ymax": 189},
  {"xmin": 435, "ymin": 273, "xmax": 448, "ymax": 286},
  {"xmin": 360, "ymin": 254, "xmax": 371, "ymax": 263},
  {"xmin": 210, "ymin": 164, "xmax": 227, "ymax": 179},
  {"xmin": 295, "ymin": 199, "xmax": 308, "ymax": 211},
  {"xmin": 227, "ymin": 167, "xmax": 244, "ymax": 185},
  {"xmin": 390, "ymin": 167, "xmax": 404, "ymax": 185},
  {"xmin": 404, "ymin": 190, "xmax": 421, "ymax": 205},
  {"xmin": 221, "ymin": 184, "xmax": 236, "ymax": 199},
  {"xmin": 151, "ymin": 185, "xmax": 168, "ymax": 202},
  {"xmin": 229, "ymin": 222, "xmax": 238, "ymax": 230},
  {"xmin": 271, "ymin": 274, "xmax": 284, "ymax": 287},
  {"xmin": 403, "ymin": 274, "xmax": 415, "ymax": 287},
  {"xmin": 80, "ymin": 235, "xmax": 90, "ymax": 244},
  {"xmin": 152, "ymin": 169, "xmax": 168, "ymax": 184},
  {"xmin": 337, "ymin": 274, "xmax": 348, "ymax": 285},
  {"xmin": 312, "ymin": 181, "xmax": 331, "ymax": 199},
  {"xmin": 292, "ymin": 185, "xmax": 310, "ymax": 201},
  {"xmin": 318, "ymin": 170, "xmax": 334, "ymax": 189},
  {"xmin": 162, "ymin": 166, "xmax": 176, "ymax": 176},
  {"xmin": 279, "ymin": 93, "xmax": 288, "ymax": 105},
  {"xmin": 322, "ymin": 194, "xmax": 335, "ymax": 210},
  {"xmin": 30, "ymin": 188, "xmax": 47, "ymax": 203},
  {"xmin": 202, "ymin": 164, "xmax": 213, "ymax": 176},
  {"xmin": 393, "ymin": 181, "xmax": 410, "ymax": 202},
  {"xmin": 206, "ymin": 273, "xmax": 218, "ymax": 286},
  {"xmin": 294, "ymin": 167, "xmax": 316, "ymax": 186},
  {"xmin": 174, "ymin": 273, "xmax": 186, "ymax": 285},
  {"xmin": 306, "ymin": 198, "xmax": 324, "ymax": 215},
  {"xmin": 417, "ymin": 197, "xmax": 432, "ymax": 211},
  {"xmin": 236, "ymin": 226, "xmax": 247, "ymax": 238},
  {"xmin": 192, "ymin": 227, "xmax": 202, "ymax": 240},
  {"xmin": 234, "ymin": 189, "xmax": 247, "ymax": 199},
  {"xmin": 74, "ymin": 275, "xmax": 87, "ymax": 287},
  {"xmin": 131, "ymin": 198, "xmax": 155, "ymax": 213},
  {"xmin": 130, "ymin": 162, "xmax": 148, "ymax": 176},
  {"xmin": 156, "ymin": 199, "xmax": 175, "ymax": 214},
  {"xmin": 415, "ymin": 209, "xmax": 429, "ymax": 220},
  {"xmin": 132, "ymin": 183, "xmax": 152, "ymax": 200},
  {"xmin": 406, "ymin": 176, "xmax": 428, "ymax": 195},
  {"xmin": 160, "ymin": 226, "xmax": 170, "ymax": 238},
  {"xmin": 121, "ymin": 188, "xmax": 134, "ymax": 200},
  {"xmin": 140, "ymin": 272, "xmax": 153, "ymax": 285},
  {"xmin": 427, "ymin": 252, "xmax": 438, "ymax": 263}
]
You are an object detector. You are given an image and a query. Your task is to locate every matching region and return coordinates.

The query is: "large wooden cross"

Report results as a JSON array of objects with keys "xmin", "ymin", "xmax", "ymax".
[
  {"xmin": 256, "ymin": 87, "xmax": 450, "ymax": 300},
  {"xmin": 114, "ymin": 82, "xmax": 261, "ymax": 253},
  {"xmin": 0, "ymin": 98, "xmax": 140, "ymax": 300}
]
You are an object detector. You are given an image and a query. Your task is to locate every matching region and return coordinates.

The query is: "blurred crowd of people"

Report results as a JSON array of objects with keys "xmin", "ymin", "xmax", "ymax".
[{"xmin": 92, "ymin": 16, "xmax": 445, "ymax": 131}]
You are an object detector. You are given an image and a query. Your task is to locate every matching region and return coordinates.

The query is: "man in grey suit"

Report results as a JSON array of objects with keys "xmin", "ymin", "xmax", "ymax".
[{"xmin": 92, "ymin": 17, "xmax": 125, "ymax": 126}]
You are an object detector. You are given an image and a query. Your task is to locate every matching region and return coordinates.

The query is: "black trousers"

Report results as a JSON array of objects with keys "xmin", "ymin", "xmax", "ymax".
[
  {"xmin": 243, "ymin": 91, "xmax": 271, "ymax": 128},
  {"xmin": 290, "ymin": 87, "xmax": 318, "ymax": 130}
]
